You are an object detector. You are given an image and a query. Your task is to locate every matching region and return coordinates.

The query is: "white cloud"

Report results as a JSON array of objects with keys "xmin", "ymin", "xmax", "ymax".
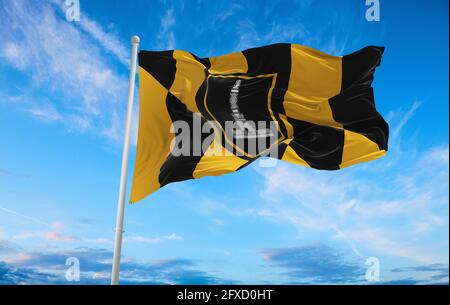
[
  {"xmin": 27, "ymin": 103, "xmax": 63, "ymax": 122},
  {"xmin": 341, "ymin": 227, "xmax": 447, "ymax": 264},
  {"xmin": 11, "ymin": 221, "xmax": 79, "ymax": 243},
  {"xmin": 1, "ymin": 42, "xmax": 28, "ymax": 69},
  {"xmin": 214, "ymin": 4, "xmax": 243, "ymax": 23},
  {"xmin": 78, "ymin": 16, "xmax": 130, "ymax": 66},
  {"xmin": 392, "ymin": 100, "xmax": 421, "ymax": 140},
  {"xmin": 47, "ymin": 0, "xmax": 129, "ymax": 66},
  {"xmin": 45, "ymin": 231, "xmax": 78, "ymax": 242},
  {"xmin": 83, "ymin": 233, "xmax": 183, "ymax": 245},
  {"xmin": 167, "ymin": 233, "xmax": 183, "ymax": 241},
  {"xmin": 322, "ymin": 34, "xmax": 348, "ymax": 56},
  {"xmin": 125, "ymin": 236, "xmax": 162, "ymax": 244},
  {"xmin": 232, "ymin": 2, "xmax": 347, "ymax": 54},
  {"xmin": 234, "ymin": 19, "xmax": 261, "ymax": 50},
  {"xmin": 9, "ymin": 227, "xmax": 181, "ymax": 245},
  {"xmin": 124, "ymin": 232, "xmax": 183, "ymax": 244},
  {"xmin": 157, "ymin": 8, "xmax": 176, "ymax": 50},
  {"xmin": 420, "ymin": 145, "xmax": 449, "ymax": 165},
  {"xmin": 0, "ymin": 0, "xmax": 129, "ymax": 143},
  {"xmin": 161, "ymin": 9, "xmax": 175, "ymax": 32}
]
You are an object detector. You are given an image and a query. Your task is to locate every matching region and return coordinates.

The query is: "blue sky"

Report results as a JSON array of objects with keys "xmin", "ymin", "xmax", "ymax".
[{"xmin": 0, "ymin": 0, "xmax": 448, "ymax": 284}]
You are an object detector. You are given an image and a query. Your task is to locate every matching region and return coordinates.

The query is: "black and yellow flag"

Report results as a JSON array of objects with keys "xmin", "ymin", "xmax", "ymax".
[{"xmin": 130, "ymin": 43, "xmax": 388, "ymax": 203}]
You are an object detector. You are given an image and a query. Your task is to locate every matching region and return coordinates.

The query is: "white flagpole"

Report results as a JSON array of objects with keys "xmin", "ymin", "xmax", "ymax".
[{"xmin": 111, "ymin": 35, "xmax": 140, "ymax": 285}]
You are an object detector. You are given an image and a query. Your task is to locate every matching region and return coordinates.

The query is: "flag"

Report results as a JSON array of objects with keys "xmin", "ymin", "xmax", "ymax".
[{"xmin": 130, "ymin": 43, "xmax": 388, "ymax": 203}]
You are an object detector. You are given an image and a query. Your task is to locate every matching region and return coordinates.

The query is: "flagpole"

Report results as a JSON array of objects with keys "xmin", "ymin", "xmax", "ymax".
[{"xmin": 111, "ymin": 35, "xmax": 140, "ymax": 285}]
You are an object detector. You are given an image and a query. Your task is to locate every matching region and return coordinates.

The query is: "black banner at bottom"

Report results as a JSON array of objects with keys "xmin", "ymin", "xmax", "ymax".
[{"xmin": 1, "ymin": 284, "xmax": 447, "ymax": 303}]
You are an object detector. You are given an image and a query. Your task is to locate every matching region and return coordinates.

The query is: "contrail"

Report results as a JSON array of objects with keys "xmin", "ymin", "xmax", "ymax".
[{"xmin": 0, "ymin": 205, "xmax": 50, "ymax": 227}]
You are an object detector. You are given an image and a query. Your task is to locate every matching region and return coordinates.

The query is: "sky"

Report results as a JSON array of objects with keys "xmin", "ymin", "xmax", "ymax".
[{"xmin": 0, "ymin": 0, "xmax": 448, "ymax": 285}]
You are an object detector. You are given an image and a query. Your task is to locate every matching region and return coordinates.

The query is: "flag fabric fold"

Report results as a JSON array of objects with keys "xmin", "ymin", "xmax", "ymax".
[{"xmin": 130, "ymin": 43, "xmax": 388, "ymax": 203}]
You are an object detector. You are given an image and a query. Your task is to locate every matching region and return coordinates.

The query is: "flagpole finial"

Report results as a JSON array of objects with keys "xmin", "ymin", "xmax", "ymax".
[{"xmin": 131, "ymin": 35, "xmax": 140, "ymax": 44}]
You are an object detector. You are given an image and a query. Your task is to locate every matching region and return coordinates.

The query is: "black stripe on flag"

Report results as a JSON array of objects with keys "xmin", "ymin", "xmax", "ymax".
[
  {"xmin": 159, "ymin": 93, "xmax": 215, "ymax": 187},
  {"xmin": 139, "ymin": 50, "xmax": 177, "ymax": 90},
  {"xmin": 288, "ymin": 118, "xmax": 344, "ymax": 170},
  {"xmin": 329, "ymin": 46, "xmax": 388, "ymax": 151}
]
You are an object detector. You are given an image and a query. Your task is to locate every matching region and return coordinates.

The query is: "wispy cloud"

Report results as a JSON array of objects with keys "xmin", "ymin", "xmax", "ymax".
[
  {"xmin": 0, "ymin": 244, "xmax": 234, "ymax": 284},
  {"xmin": 232, "ymin": 1, "xmax": 349, "ymax": 54},
  {"xmin": 0, "ymin": 200, "xmax": 183, "ymax": 247},
  {"xmin": 125, "ymin": 233, "xmax": 183, "ymax": 244},
  {"xmin": 0, "ymin": 0, "xmax": 129, "ymax": 143},
  {"xmin": 390, "ymin": 263, "xmax": 449, "ymax": 283},
  {"xmin": 47, "ymin": 0, "xmax": 129, "ymax": 66},
  {"xmin": 392, "ymin": 100, "xmax": 421, "ymax": 140},
  {"xmin": 11, "ymin": 221, "xmax": 79, "ymax": 243},
  {"xmin": 213, "ymin": 3, "xmax": 243, "ymax": 23},
  {"xmin": 234, "ymin": 18, "xmax": 307, "ymax": 51},
  {"xmin": 0, "ymin": 42, "xmax": 28, "ymax": 70},
  {"xmin": 78, "ymin": 16, "xmax": 130, "ymax": 66},
  {"xmin": 261, "ymin": 244, "xmax": 365, "ymax": 284},
  {"xmin": 27, "ymin": 102, "xmax": 63, "ymax": 122},
  {"xmin": 157, "ymin": 8, "xmax": 176, "ymax": 50}
]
